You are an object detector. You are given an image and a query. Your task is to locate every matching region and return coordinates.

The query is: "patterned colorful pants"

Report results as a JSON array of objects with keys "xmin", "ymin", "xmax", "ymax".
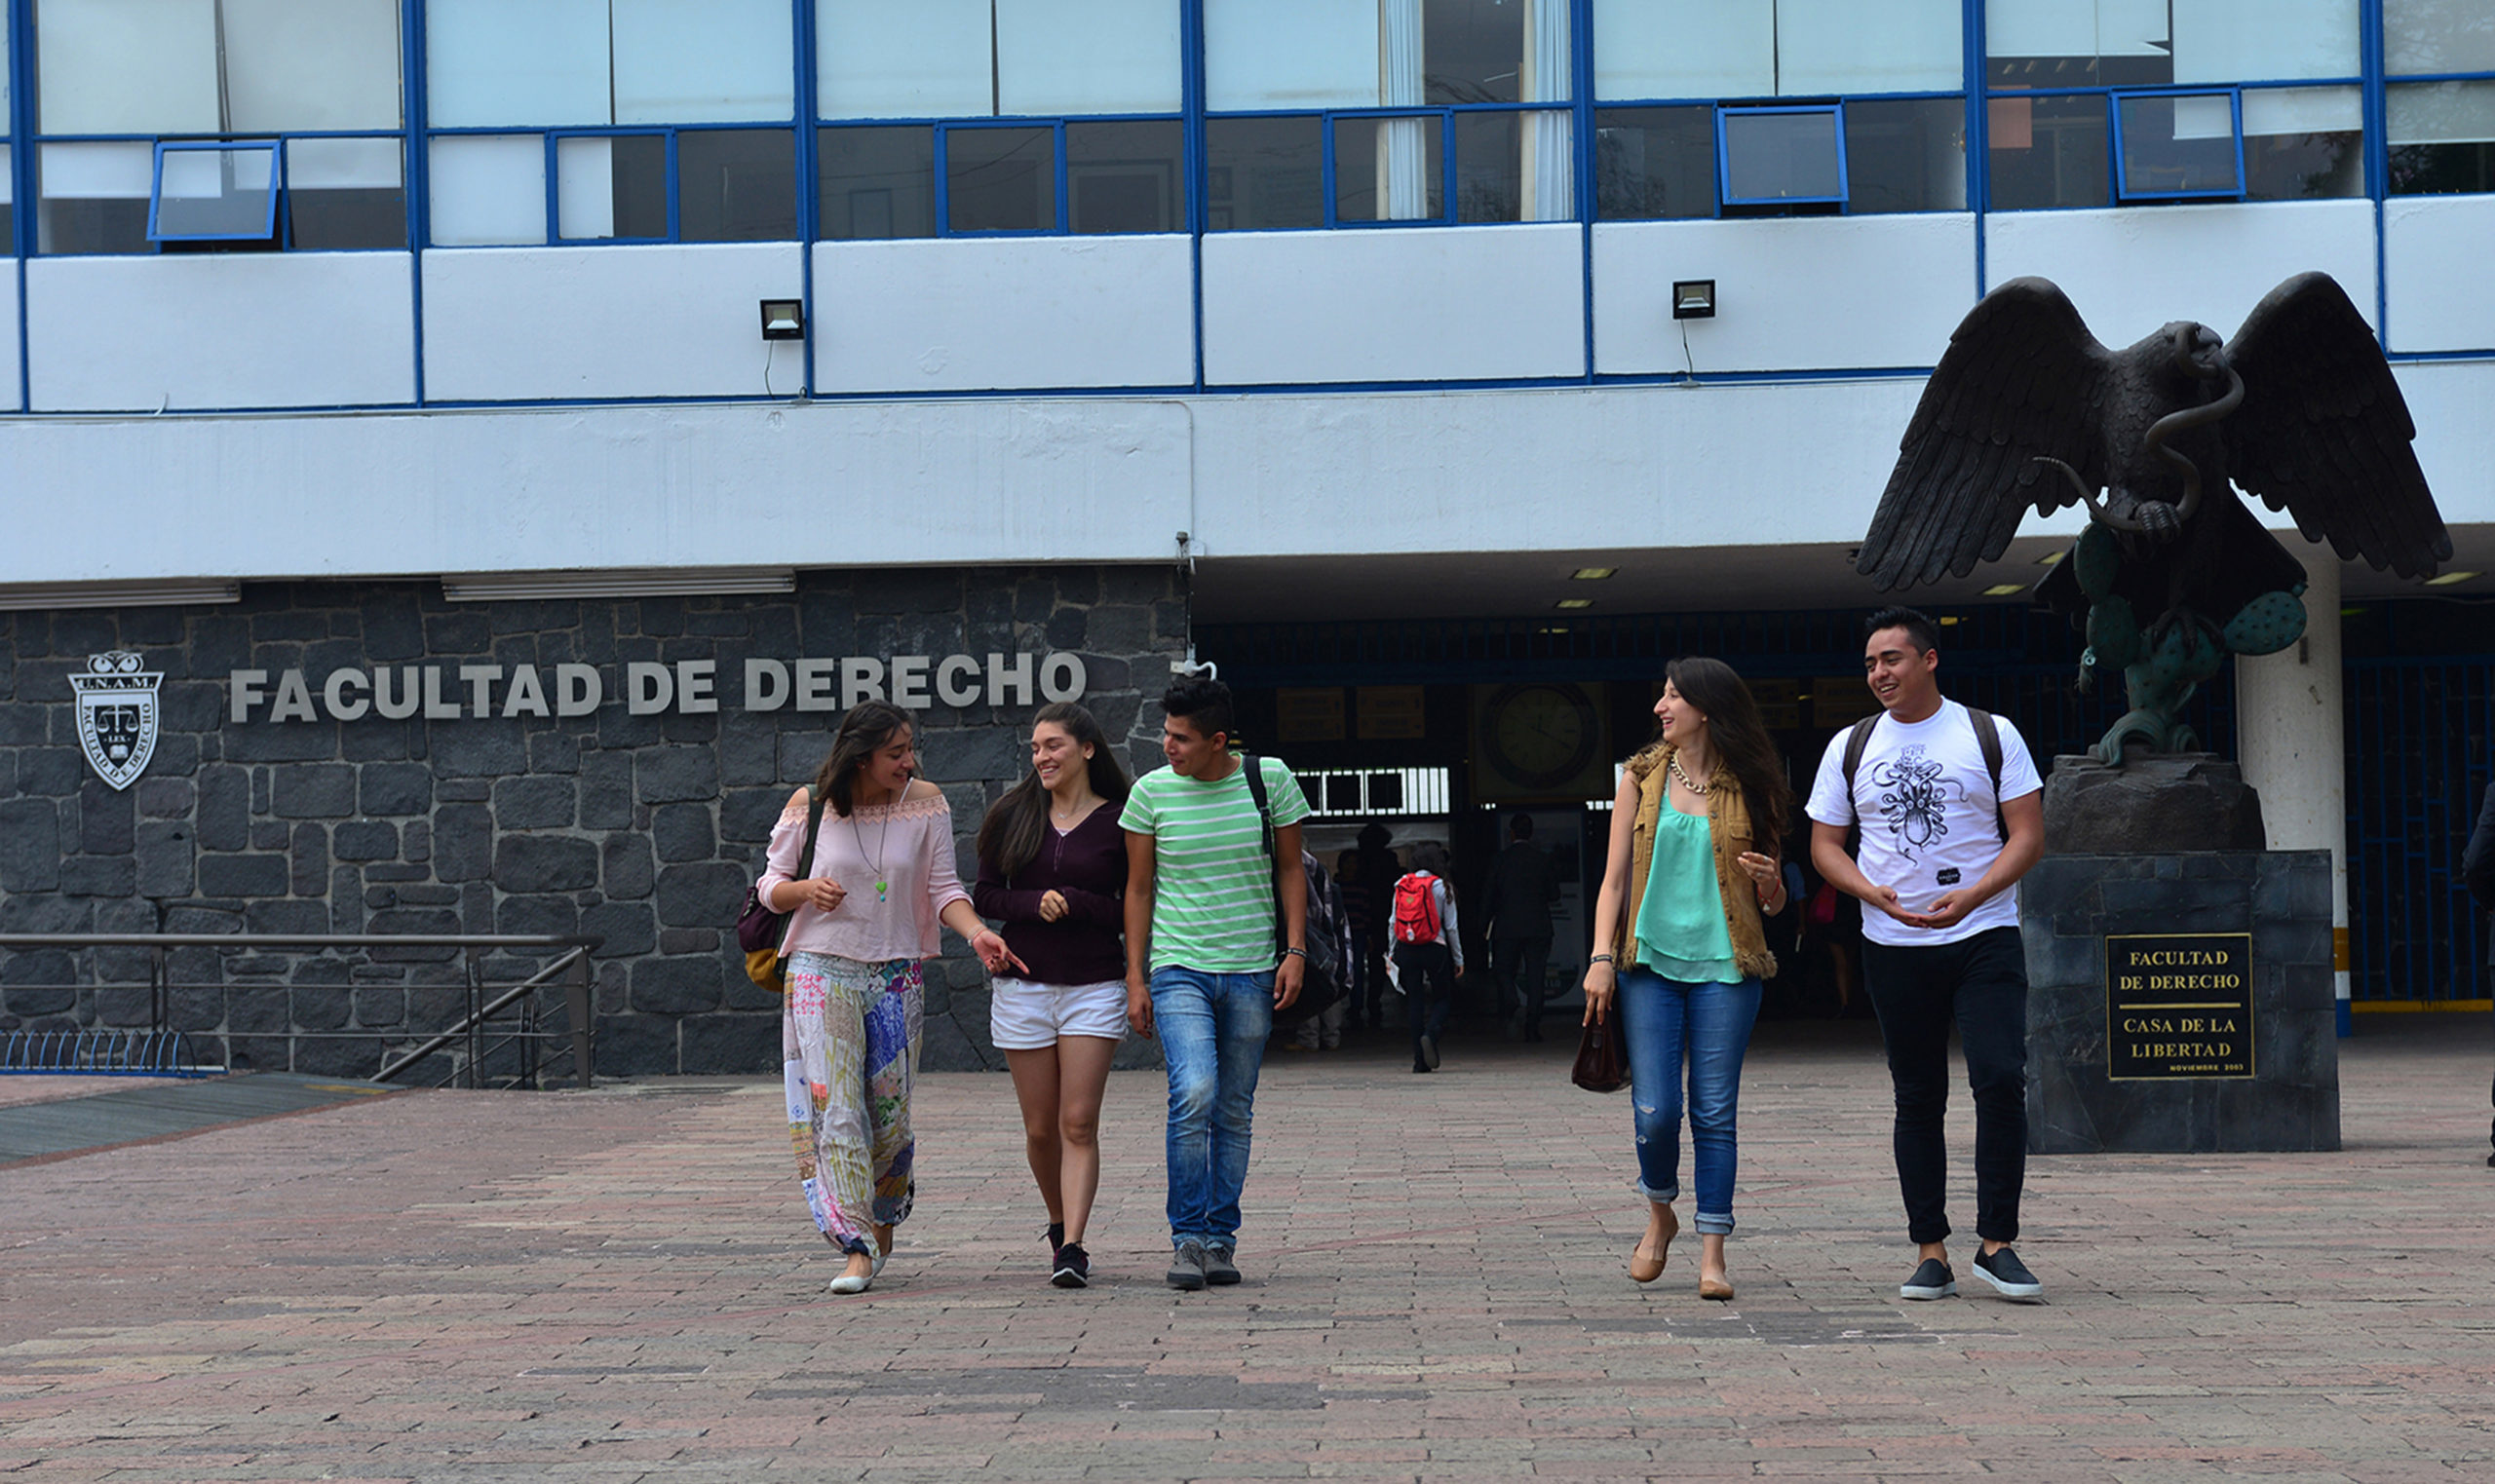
[{"xmin": 783, "ymin": 952, "xmax": 921, "ymax": 1253}]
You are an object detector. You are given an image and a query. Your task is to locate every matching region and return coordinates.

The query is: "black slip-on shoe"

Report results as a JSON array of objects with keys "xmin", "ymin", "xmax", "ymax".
[
  {"xmin": 1051, "ymin": 1241, "xmax": 1091, "ymax": 1289},
  {"xmin": 1166, "ymin": 1239, "xmax": 1208, "ymax": 1291},
  {"xmin": 1972, "ymin": 1246, "xmax": 2045, "ymax": 1302},
  {"xmin": 1900, "ymin": 1257, "xmax": 1956, "ymax": 1300},
  {"xmin": 1203, "ymin": 1244, "xmax": 1241, "ymax": 1286},
  {"xmin": 1419, "ymin": 1034, "xmax": 1440, "ymax": 1070}
]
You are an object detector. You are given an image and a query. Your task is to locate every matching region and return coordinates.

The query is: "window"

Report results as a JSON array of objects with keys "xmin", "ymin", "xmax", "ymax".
[
  {"xmin": 426, "ymin": 0, "xmax": 797, "ymax": 246},
  {"xmin": 33, "ymin": 0, "xmax": 404, "ymax": 253},
  {"xmin": 1203, "ymin": 0, "xmax": 1574, "ymax": 231},
  {"xmin": 1596, "ymin": 0, "xmax": 1961, "ymax": 100},
  {"xmin": 2386, "ymin": 2, "xmax": 2495, "ymax": 195},
  {"xmin": 816, "ymin": 0, "xmax": 1184, "ymax": 239},
  {"xmin": 1985, "ymin": 0, "xmax": 2359, "ymax": 90},
  {"xmin": 1719, "ymin": 106, "xmax": 1846, "ymax": 206},
  {"xmin": 2114, "ymin": 92, "xmax": 2242, "ymax": 198},
  {"xmin": 1594, "ymin": 108, "xmax": 1717, "ymax": 219},
  {"xmin": 0, "ymin": 17, "xmax": 12, "ymax": 251}
]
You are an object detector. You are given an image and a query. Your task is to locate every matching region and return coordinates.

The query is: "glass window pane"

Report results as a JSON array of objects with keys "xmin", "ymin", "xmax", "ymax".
[
  {"xmin": 1453, "ymin": 109, "xmax": 1518, "ymax": 222},
  {"xmin": 222, "ymin": 0, "xmax": 402, "ymax": 132},
  {"xmin": 614, "ymin": 0, "xmax": 794, "ymax": 124},
  {"xmin": 1066, "ymin": 119, "xmax": 1182, "ymax": 233},
  {"xmin": 1334, "ymin": 115, "xmax": 1442, "ymax": 222},
  {"xmin": 945, "ymin": 125, "xmax": 1055, "ymax": 231},
  {"xmin": 998, "ymin": 0, "xmax": 1182, "ymax": 116},
  {"xmin": 557, "ymin": 134, "xmax": 668, "ymax": 240},
  {"xmin": 2116, "ymin": 93, "xmax": 2240, "ymax": 196},
  {"xmin": 1985, "ymin": 92, "xmax": 2109, "ymax": 208},
  {"xmin": 1778, "ymin": 0, "xmax": 1962, "ymax": 95},
  {"xmin": 1427, "ymin": 0, "xmax": 1522, "ymax": 104},
  {"xmin": 1844, "ymin": 97, "xmax": 1966, "ymax": 212},
  {"xmin": 1203, "ymin": 115, "xmax": 1323, "ymax": 229},
  {"xmin": 1206, "ymin": 0, "xmax": 1380, "ymax": 111},
  {"xmin": 1986, "ymin": 0, "xmax": 2175, "ymax": 90},
  {"xmin": 1594, "ymin": 107, "xmax": 1713, "ymax": 218},
  {"xmin": 153, "ymin": 144, "xmax": 279, "ymax": 239},
  {"xmin": 678, "ymin": 129, "xmax": 796, "ymax": 240},
  {"xmin": 2171, "ymin": 0, "xmax": 2357, "ymax": 85},
  {"xmin": 427, "ymin": 0, "xmax": 611, "ymax": 128},
  {"xmin": 2240, "ymin": 88, "xmax": 2362, "ymax": 199},
  {"xmin": 1722, "ymin": 110, "xmax": 1844, "ymax": 202},
  {"xmin": 0, "ymin": 146, "xmax": 12, "ymax": 249},
  {"xmin": 37, "ymin": 0, "xmax": 221, "ymax": 134},
  {"xmin": 428, "ymin": 133, "xmax": 549, "ymax": 246},
  {"xmin": 1521, "ymin": 108, "xmax": 1574, "ymax": 219},
  {"xmin": 2387, "ymin": 0, "xmax": 2495, "ymax": 76},
  {"xmin": 39, "ymin": 140, "xmax": 153, "ymax": 253},
  {"xmin": 1594, "ymin": 0, "xmax": 1773, "ymax": 101},
  {"xmin": 286, "ymin": 137, "xmax": 405, "ymax": 249},
  {"xmin": 816, "ymin": 125, "xmax": 936, "ymax": 238},
  {"xmin": 1, "ymin": 14, "xmax": 9, "ymax": 133},
  {"xmin": 819, "ymin": 0, "xmax": 993, "ymax": 120},
  {"xmin": 2388, "ymin": 80, "xmax": 2495, "ymax": 195}
]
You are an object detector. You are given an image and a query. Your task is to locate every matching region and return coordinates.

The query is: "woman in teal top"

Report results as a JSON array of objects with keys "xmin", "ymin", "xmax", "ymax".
[{"xmin": 1584, "ymin": 658, "xmax": 1790, "ymax": 1301}]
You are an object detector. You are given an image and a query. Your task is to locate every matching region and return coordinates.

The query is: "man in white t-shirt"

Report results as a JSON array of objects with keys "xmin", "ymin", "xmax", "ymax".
[{"xmin": 1807, "ymin": 606, "xmax": 2048, "ymax": 1305}]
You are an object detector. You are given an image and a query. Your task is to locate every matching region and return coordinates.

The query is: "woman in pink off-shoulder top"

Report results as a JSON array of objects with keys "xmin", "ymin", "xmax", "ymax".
[{"xmin": 759, "ymin": 701, "xmax": 1021, "ymax": 1294}]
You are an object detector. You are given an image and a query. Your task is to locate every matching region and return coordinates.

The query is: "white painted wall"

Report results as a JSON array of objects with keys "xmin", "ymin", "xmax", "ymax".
[
  {"xmin": 1201, "ymin": 224, "xmax": 1585, "ymax": 386},
  {"xmin": 24, "ymin": 253, "xmax": 416, "ymax": 412},
  {"xmin": 0, "ymin": 272, "xmax": 18, "ymax": 413},
  {"xmin": 1593, "ymin": 214, "xmax": 1978, "ymax": 374},
  {"xmin": 1983, "ymin": 200, "xmax": 2379, "ymax": 348},
  {"xmin": 421, "ymin": 243, "xmax": 803, "ymax": 402},
  {"xmin": 812, "ymin": 236, "xmax": 1195, "ymax": 394},
  {"xmin": 2383, "ymin": 196, "xmax": 2495, "ymax": 356}
]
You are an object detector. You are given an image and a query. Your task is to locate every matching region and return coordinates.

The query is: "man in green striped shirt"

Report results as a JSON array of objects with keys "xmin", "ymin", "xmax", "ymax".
[{"xmin": 1123, "ymin": 676, "xmax": 1309, "ymax": 1291}]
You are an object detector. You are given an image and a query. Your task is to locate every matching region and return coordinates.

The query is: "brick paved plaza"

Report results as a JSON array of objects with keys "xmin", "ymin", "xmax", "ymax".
[{"xmin": 2, "ymin": 1017, "xmax": 2491, "ymax": 1482}]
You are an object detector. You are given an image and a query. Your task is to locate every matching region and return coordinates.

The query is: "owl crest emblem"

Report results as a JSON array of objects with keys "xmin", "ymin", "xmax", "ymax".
[{"xmin": 70, "ymin": 651, "xmax": 162, "ymax": 791}]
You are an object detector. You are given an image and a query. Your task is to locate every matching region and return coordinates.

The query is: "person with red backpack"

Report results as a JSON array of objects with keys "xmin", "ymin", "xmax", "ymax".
[{"xmin": 1392, "ymin": 841, "xmax": 1462, "ymax": 1074}]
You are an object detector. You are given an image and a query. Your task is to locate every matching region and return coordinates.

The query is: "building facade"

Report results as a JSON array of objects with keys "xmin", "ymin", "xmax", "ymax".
[{"xmin": 4, "ymin": 1, "xmax": 2492, "ymax": 1074}]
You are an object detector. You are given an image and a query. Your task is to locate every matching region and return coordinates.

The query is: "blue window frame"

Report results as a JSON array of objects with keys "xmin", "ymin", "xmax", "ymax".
[
  {"xmin": 816, "ymin": 115, "xmax": 1186, "ymax": 239},
  {"xmin": 147, "ymin": 141, "xmax": 282, "ymax": 243},
  {"xmin": 2111, "ymin": 89, "xmax": 2246, "ymax": 200},
  {"xmin": 429, "ymin": 124, "xmax": 798, "ymax": 247},
  {"xmin": 1717, "ymin": 105, "xmax": 1848, "ymax": 207}
]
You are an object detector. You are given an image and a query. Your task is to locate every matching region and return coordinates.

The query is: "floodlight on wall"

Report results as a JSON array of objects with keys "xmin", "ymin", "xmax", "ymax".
[
  {"xmin": 442, "ymin": 567, "xmax": 797, "ymax": 601},
  {"xmin": 0, "ymin": 580, "xmax": 242, "ymax": 611},
  {"xmin": 759, "ymin": 298, "xmax": 806, "ymax": 340},
  {"xmin": 1671, "ymin": 281, "xmax": 1716, "ymax": 320}
]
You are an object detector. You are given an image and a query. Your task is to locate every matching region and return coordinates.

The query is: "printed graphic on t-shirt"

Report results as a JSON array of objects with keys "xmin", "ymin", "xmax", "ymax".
[{"xmin": 1871, "ymin": 744, "xmax": 1961, "ymax": 861}]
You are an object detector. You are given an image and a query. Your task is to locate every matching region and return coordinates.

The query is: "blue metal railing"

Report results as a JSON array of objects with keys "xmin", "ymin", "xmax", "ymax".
[{"xmin": 2345, "ymin": 657, "xmax": 2492, "ymax": 1004}]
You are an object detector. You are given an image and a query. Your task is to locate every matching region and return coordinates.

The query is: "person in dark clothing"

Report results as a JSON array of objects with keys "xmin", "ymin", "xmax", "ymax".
[
  {"xmin": 1481, "ymin": 813, "xmax": 1560, "ymax": 1041},
  {"xmin": 2460, "ymin": 780, "xmax": 2495, "ymax": 1167},
  {"xmin": 974, "ymin": 703, "xmax": 1132, "ymax": 1288},
  {"xmin": 1352, "ymin": 822, "xmax": 1398, "ymax": 1030}
]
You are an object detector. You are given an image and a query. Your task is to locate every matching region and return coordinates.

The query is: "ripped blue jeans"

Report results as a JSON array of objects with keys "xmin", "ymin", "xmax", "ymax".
[{"xmin": 1619, "ymin": 968, "xmax": 1762, "ymax": 1236}]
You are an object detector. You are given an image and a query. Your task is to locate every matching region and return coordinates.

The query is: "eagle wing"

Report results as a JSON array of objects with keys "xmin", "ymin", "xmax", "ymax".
[
  {"xmin": 2223, "ymin": 272, "xmax": 2451, "ymax": 579},
  {"xmin": 1857, "ymin": 278, "xmax": 2111, "ymax": 590}
]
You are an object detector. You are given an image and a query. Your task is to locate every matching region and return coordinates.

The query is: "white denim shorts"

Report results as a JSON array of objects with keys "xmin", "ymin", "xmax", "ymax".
[{"xmin": 989, "ymin": 976, "xmax": 1129, "ymax": 1050}]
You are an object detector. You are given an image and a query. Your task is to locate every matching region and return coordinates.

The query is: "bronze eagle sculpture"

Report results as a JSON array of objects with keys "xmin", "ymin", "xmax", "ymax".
[{"xmin": 1857, "ymin": 272, "xmax": 2450, "ymax": 766}]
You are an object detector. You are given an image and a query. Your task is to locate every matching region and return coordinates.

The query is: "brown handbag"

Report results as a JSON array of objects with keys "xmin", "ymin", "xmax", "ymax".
[{"xmin": 1572, "ymin": 1013, "xmax": 1628, "ymax": 1093}]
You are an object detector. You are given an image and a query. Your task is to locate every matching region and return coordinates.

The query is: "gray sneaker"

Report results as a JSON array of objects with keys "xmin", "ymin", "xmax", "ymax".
[
  {"xmin": 1203, "ymin": 1243, "xmax": 1242, "ymax": 1286},
  {"xmin": 1166, "ymin": 1238, "xmax": 1208, "ymax": 1291}
]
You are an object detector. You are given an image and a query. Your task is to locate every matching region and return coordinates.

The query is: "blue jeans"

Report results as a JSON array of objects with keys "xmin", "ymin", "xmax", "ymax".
[
  {"xmin": 1149, "ymin": 967, "xmax": 1273, "ymax": 1251},
  {"xmin": 1619, "ymin": 968, "xmax": 1762, "ymax": 1235}
]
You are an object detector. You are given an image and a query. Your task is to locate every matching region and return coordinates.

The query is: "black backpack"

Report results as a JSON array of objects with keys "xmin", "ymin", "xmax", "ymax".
[{"xmin": 1241, "ymin": 753, "xmax": 1343, "ymax": 1027}]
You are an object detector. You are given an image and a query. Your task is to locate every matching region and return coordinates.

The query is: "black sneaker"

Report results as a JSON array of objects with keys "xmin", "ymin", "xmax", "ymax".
[
  {"xmin": 1051, "ymin": 1241, "xmax": 1091, "ymax": 1289},
  {"xmin": 1411, "ymin": 1059, "xmax": 1433, "ymax": 1074},
  {"xmin": 1046, "ymin": 1221, "xmax": 1064, "ymax": 1258},
  {"xmin": 1900, "ymin": 1257, "xmax": 1956, "ymax": 1300},
  {"xmin": 1972, "ymin": 1246, "xmax": 2044, "ymax": 1302},
  {"xmin": 1203, "ymin": 1243, "xmax": 1241, "ymax": 1286},
  {"xmin": 1419, "ymin": 1033, "xmax": 1440, "ymax": 1070},
  {"xmin": 1166, "ymin": 1239, "xmax": 1208, "ymax": 1291}
]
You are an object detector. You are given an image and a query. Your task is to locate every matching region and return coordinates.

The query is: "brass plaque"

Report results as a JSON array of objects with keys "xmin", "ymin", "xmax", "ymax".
[{"xmin": 2105, "ymin": 932, "xmax": 2254, "ymax": 1081}]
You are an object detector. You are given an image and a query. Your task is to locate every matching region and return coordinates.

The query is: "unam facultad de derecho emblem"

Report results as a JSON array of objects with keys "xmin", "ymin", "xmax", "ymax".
[{"xmin": 71, "ymin": 651, "xmax": 162, "ymax": 791}]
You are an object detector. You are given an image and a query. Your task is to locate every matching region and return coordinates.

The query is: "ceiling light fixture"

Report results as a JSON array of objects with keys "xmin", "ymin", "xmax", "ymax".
[
  {"xmin": 1571, "ymin": 567, "xmax": 1617, "ymax": 581},
  {"xmin": 1981, "ymin": 583, "xmax": 2028, "ymax": 596},
  {"xmin": 2424, "ymin": 570, "xmax": 2480, "ymax": 587},
  {"xmin": 2035, "ymin": 550, "xmax": 2065, "ymax": 565},
  {"xmin": 1555, "ymin": 597, "xmax": 1594, "ymax": 610}
]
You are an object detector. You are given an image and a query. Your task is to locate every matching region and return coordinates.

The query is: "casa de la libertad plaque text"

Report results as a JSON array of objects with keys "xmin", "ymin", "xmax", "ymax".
[{"xmin": 2105, "ymin": 933, "xmax": 2254, "ymax": 1080}]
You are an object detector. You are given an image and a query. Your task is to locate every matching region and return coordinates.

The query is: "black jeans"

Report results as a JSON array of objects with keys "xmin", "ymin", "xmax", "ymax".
[
  {"xmin": 1491, "ymin": 934, "xmax": 1552, "ymax": 1031},
  {"xmin": 1395, "ymin": 941, "xmax": 1455, "ymax": 1064},
  {"xmin": 1861, "ymin": 926, "xmax": 2029, "ymax": 1247}
]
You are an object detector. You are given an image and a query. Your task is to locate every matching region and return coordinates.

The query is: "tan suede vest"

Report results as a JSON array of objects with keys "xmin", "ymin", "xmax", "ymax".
[{"xmin": 1612, "ymin": 742, "xmax": 1778, "ymax": 982}]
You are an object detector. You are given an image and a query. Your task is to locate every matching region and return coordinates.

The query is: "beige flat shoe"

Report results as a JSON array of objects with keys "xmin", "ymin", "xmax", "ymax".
[
  {"xmin": 1630, "ymin": 1209, "xmax": 1678, "ymax": 1284},
  {"xmin": 1700, "ymin": 1273, "xmax": 1734, "ymax": 1302}
]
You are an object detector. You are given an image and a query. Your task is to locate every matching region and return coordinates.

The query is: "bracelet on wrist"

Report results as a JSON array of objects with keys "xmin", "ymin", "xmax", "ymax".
[
  {"xmin": 1589, "ymin": 953, "xmax": 1615, "ymax": 965},
  {"xmin": 1282, "ymin": 946, "xmax": 1307, "ymax": 960}
]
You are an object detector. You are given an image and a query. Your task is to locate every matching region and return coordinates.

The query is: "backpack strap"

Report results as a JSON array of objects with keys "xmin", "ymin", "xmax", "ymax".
[
  {"xmin": 1967, "ymin": 707, "xmax": 2008, "ymax": 843},
  {"xmin": 1839, "ymin": 714, "xmax": 1879, "ymax": 853},
  {"xmin": 1240, "ymin": 752, "xmax": 1282, "ymax": 957},
  {"xmin": 774, "ymin": 787, "xmax": 830, "ymax": 954}
]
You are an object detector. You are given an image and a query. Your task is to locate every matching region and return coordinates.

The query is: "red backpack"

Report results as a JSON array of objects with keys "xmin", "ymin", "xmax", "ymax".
[{"xmin": 1392, "ymin": 872, "xmax": 1442, "ymax": 943}]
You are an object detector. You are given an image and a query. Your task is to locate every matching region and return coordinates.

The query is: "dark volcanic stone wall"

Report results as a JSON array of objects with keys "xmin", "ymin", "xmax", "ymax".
[{"xmin": 0, "ymin": 565, "xmax": 1187, "ymax": 1077}]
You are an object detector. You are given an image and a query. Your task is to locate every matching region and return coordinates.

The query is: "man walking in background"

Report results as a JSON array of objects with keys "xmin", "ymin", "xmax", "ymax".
[{"xmin": 1481, "ymin": 813, "xmax": 1559, "ymax": 1041}]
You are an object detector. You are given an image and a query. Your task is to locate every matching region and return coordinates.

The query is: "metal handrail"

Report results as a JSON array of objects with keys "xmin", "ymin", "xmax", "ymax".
[{"xmin": 0, "ymin": 932, "xmax": 602, "ymax": 1088}]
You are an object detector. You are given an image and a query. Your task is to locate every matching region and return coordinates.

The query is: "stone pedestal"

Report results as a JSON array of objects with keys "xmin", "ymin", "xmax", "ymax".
[
  {"xmin": 2021, "ymin": 851, "xmax": 2339, "ymax": 1153},
  {"xmin": 2042, "ymin": 753, "xmax": 2267, "ymax": 854}
]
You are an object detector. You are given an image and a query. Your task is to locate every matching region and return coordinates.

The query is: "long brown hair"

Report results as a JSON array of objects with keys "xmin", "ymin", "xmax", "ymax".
[
  {"xmin": 976, "ymin": 702, "xmax": 1134, "ymax": 880},
  {"xmin": 813, "ymin": 701, "xmax": 914, "ymax": 818},
  {"xmin": 1662, "ymin": 657, "xmax": 1790, "ymax": 846}
]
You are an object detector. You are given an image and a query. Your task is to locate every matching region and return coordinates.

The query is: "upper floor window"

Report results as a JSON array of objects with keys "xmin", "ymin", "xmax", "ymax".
[
  {"xmin": 817, "ymin": 0, "xmax": 1185, "ymax": 239},
  {"xmin": 1597, "ymin": 0, "xmax": 1963, "ymax": 101},
  {"xmin": 33, "ymin": 0, "xmax": 405, "ymax": 254},
  {"xmin": 1203, "ymin": 0, "xmax": 1575, "ymax": 231},
  {"xmin": 1984, "ymin": 1, "xmax": 2363, "ymax": 209},
  {"xmin": 2385, "ymin": 0, "xmax": 2495, "ymax": 195},
  {"xmin": 426, "ymin": 0, "xmax": 798, "ymax": 246},
  {"xmin": 1, "ymin": 19, "xmax": 13, "ymax": 251}
]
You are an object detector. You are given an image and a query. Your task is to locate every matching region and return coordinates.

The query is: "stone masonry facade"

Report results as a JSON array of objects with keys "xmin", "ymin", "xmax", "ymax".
[{"xmin": 0, "ymin": 565, "xmax": 1188, "ymax": 1078}]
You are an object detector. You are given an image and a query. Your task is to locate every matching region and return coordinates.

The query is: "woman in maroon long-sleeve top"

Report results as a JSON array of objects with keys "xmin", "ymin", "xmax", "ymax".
[{"xmin": 974, "ymin": 702, "xmax": 1132, "ymax": 1288}]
